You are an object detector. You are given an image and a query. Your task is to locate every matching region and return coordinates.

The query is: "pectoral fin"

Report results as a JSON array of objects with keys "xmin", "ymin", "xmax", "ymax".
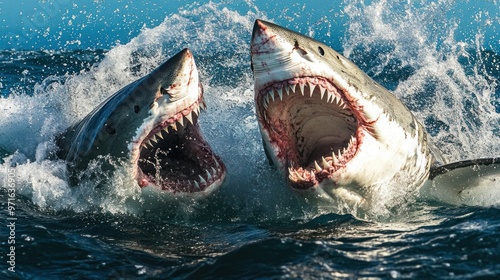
[{"xmin": 421, "ymin": 158, "xmax": 500, "ymax": 206}]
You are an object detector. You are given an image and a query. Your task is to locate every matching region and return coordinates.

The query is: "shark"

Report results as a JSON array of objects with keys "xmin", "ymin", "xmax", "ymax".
[
  {"xmin": 250, "ymin": 19, "xmax": 499, "ymax": 211},
  {"xmin": 56, "ymin": 48, "xmax": 226, "ymax": 196}
]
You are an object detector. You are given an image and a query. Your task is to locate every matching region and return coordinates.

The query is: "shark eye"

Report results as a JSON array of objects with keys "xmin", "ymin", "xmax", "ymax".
[
  {"xmin": 134, "ymin": 105, "xmax": 140, "ymax": 114},
  {"xmin": 105, "ymin": 124, "xmax": 116, "ymax": 135},
  {"xmin": 318, "ymin": 46, "xmax": 325, "ymax": 56}
]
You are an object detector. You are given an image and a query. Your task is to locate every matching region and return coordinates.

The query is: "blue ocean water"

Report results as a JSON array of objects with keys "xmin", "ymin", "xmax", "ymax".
[{"xmin": 0, "ymin": 0, "xmax": 500, "ymax": 279}]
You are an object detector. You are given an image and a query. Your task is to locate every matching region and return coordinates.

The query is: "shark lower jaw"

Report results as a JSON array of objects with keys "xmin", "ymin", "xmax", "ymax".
[
  {"xmin": 256, "ymin": 76, "xmax": 369, "ymax": 191},
  {"xmin": 132, "ymin": 97, "xmax": 226, "ymax": 195}
]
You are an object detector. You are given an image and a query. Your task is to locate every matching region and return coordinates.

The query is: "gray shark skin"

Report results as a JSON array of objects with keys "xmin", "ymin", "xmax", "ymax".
[
  {"xmin": 57, "ymin": 49, "xmax": 226, "ymax": 196},
  {"xmin": 250, "ymin": 20, "xmax": 498, "ymax": 211}
]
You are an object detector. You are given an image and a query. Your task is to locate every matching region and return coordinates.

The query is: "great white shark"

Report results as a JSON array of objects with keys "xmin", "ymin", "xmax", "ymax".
[
  {"xmin": 250, "ymin": 19, "xmax": 499, "ymax": 211},
  {"xmin": 56, "ymin": 48, "xmax": 226, "ymax": 196}
]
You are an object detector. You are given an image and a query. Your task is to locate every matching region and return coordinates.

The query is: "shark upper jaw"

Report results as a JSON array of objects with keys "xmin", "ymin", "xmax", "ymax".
[{"xmin": 129, "ymin": 50, "xmax": 226, "ymax": 195}]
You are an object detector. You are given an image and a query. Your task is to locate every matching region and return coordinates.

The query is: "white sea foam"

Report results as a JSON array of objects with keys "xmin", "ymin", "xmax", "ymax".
[
  {"xmin": 0, "ymin": 1, "xmax": 498, "ymax": 217},
  {"xmin": 0, "ymin": 2, "xmax": 291, "ymax": 216},
  {"xmin": 343, "ymin": 0, "xmax": 500, "ymax": 161}
]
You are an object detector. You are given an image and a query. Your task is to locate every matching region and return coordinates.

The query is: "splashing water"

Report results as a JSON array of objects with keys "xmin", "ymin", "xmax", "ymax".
[
  {"xmin": 0, "ymin": 2, "xmax": 309, "ymax": 219},
  {"xmin": 0, "ymin": 0, "xmax": 499, "ymax": 219},
  {"xmin": 343, "ymin": 0, "xmax": 500, "ymax": 162},
  {"xmin": 1, "ymin": 2, "xmax": 500, "ymax": 278}
]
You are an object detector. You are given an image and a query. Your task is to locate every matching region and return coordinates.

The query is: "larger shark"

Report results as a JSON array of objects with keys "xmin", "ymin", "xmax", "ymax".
[
  {"xmin": 57, "ymin": 48, "xmax": 226, "ymax": 196},
  {"xmin": 250, "ymin": 19, "xmax": 499, "ymax": 211}
]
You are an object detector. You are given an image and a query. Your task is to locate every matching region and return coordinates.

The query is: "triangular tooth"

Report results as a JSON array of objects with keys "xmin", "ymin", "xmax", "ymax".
[
  {"xmin": 211, "ymin": 167, "xmax": 218, "ymax": 176},
  {"xmin": 150, "ymin": 135, "xmax": 157, "ymax": 143},
  {"xmin": 198, "ymin": 175, "xmax": 207, "ymax": 185},
  {"xmin": 283, "ymin": 86, "xmax": 289, "ymax": 96},
  {"xmin": 314, "ymin": 161, "xmax": 322, "ymax": 172},
  {"xmin": 284, "ymin": 85, "xmax": 290, "ymax": 95},
  {"xmin": 265, "ymin": 94, "xmax": 270, "ymax": 105},
  {"xmin": 296, "ymin": 171, "xmax": 305, "ymax": 181},
  {"xmin": 277, "ymin": 88, "xmax": 283, "ymax": 101},
  {"xmin": 319, "ymin": 87, "xmax": 326, "ymax": 100},
  {"xmin": 332, "ymin": 152, "xmax": 339, "ymax": 165},
  {"xmin": 349, "ymin": 136, "xmax": 354, "ymax": 145},
  {"xmin": 163, "ymin": 126, "xmax": 170, "ymax": 134},
  {"xmin": 263, "ymin": 101, "xmax": 268, "ymax": 110},
  {"xmin": 338, "ymin": 150, "xmax": 342, "ymax": 159},
  {"xmin": 177, "ymin": 116, "xmax": 184, "ymax": 127},
  {"xmin": 309, "ymin": 83, "xmax": 316, "ymax": 97},
  {"xmin": 193, "ymin": 106, "xmax": 200, "ymax": 116},
  {"xmin": 185, "ymin": 112, "xmax": 194, "ymax": 124},
  {"xmin": 322, "ymin": 157, "xmax": 332, "ymax": 169},
  {"xmin": 170, "ymin": 123, "xmax": 177, "ymax": 131},
  {"xmin": 327, "ymin": 91, "xmax": 334, "ymax": 103},
  {"xmin": 290, "ymin": 84, "xmax": 297, "ymax": 94},
  {"xmin": 263, "ymin": 112, "xmax": 268, "ymax": 122},
  {"xmin": 156, "ymin": 131, "xmax": 164, "ymax": 139},
  {"xmin": 213, "ymin": 156, "xmax": 220, "ymax": 168},
  {"xmin": 299, "ymin": 83, "xmax": 305, "ymax": 96},
  {"xmin": 269, "ymin": 90, "xmax": 275, "ymax": 102},
  {"xmin": 194, "ymin": 180, "xmax": 200, "ymax": 189},
  {"xmin": 205, "ymin": 169, "xmax": 212, "ymax": 181}
]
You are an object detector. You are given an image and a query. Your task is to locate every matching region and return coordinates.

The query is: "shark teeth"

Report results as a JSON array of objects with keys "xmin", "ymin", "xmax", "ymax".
[
  {"xmin": 276, "ymin": 88, "xmax": 283, "ymax": 100},
  {"xmin": 187, "ymin": 167, "xmax": 220, "ymax": 190},
  {"xmin": 156, "ymin": 131, "xmax": 164, "ymax": 139},
  {"xmin": 185, "ymin": 111, "xmax": 194, "ymax": 125},
  {"xmin": 141, "ymin": 103, "xmax": 203, "ymax": 150},
  {"xmin": 260, "ymin": 81, "xmax": 348, "ymax": 112},
  {"xmin": 314, "ymin": 161, "xmax": 322, "ymax": 172},
  {"xmin": 322, "ymin": 157, "xmax": 332, "ymax": 169},
  {"xmin": 286, "ymin": 138, "xmax": 358, "ymax": 183},
  {"xmin": 260, "ymin": 79, "xmax": 358, "ymax": 185},
  {"xmin": 144, "ymin": 165, "xmax": 222, "ymax": 192}
]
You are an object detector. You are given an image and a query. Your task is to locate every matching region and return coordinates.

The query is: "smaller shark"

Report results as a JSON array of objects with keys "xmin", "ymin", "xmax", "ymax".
[
  {"xmin": 57, "ymin": 48, "xmax": 226, "ymax": 196},
  {"xmin": 250, "ymin": 19, "xmax": 499, "ymax": 211}
]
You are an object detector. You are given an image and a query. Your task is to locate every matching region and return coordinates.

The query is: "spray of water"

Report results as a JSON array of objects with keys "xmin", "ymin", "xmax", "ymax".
[
  {"xmin": 343, "ymin": 0, "xmax": 500, "ymax": 161},
  {"xmin": 0, "ymin": 1, "xmax": 498, "ymax": 220}
]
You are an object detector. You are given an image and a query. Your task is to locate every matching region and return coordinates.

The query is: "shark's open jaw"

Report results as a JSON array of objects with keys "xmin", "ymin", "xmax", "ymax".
[
  {"xmin": 56, "ymin": 48, "xmax": 226, "ymax": 196},
  {"xmin": 135, "ymin": 95, "xmax": 225, "ymax": 193},
  {"xmin": 257, "ymin": 77, "xmax": 364, "ymax": 190}
]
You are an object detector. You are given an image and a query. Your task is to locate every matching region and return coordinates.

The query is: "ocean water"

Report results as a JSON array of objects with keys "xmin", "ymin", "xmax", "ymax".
[{"xmin": 1, "ymin": 0, "xmax": 500, "ymax": 279}]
